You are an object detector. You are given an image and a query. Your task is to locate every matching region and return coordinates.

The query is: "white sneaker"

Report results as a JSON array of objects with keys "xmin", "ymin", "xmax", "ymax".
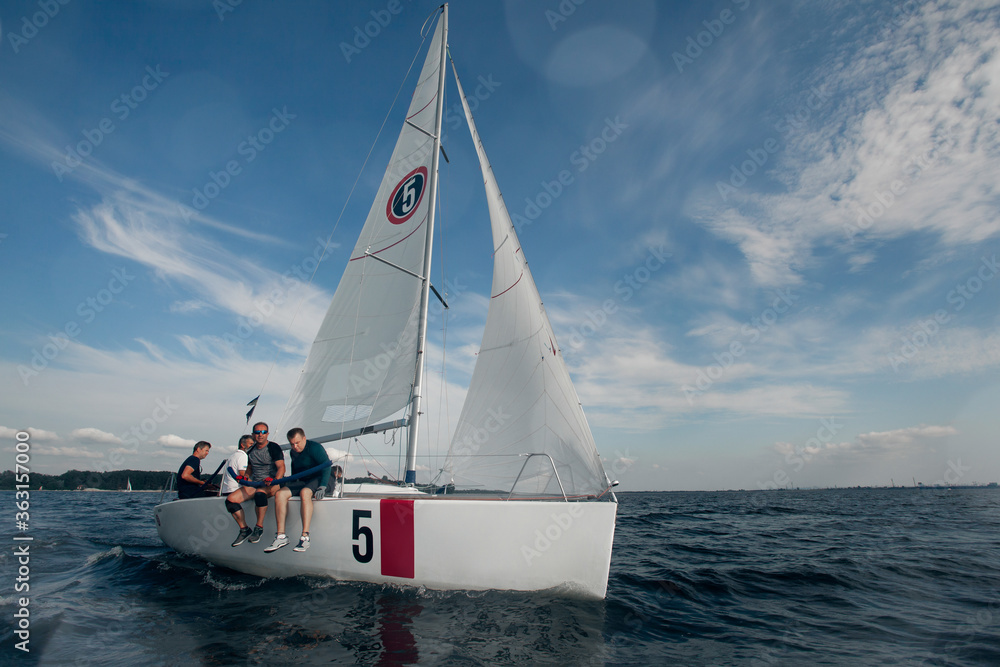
[
  {"xmin": 264, "ymin": 534, "xmax": 288, "ymax": 553},
  {"xmin": 293, "ymin": 535, "xmax": 310, "ymax": 552}
]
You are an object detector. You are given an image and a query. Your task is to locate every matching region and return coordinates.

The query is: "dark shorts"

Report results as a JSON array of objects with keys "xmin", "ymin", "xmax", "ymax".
[
  {"xmin": 248, "ymin": 477, "xmax": 282, "ymax": 490},
  {"xmin": 287, "ymin": 477, "xmax": 320, "ymax": 497}
]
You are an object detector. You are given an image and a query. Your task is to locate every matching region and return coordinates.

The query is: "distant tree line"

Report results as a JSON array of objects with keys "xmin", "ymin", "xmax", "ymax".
[{"xmin": 0, "ymin": 469, "xmax": 172, "ymax": 491}]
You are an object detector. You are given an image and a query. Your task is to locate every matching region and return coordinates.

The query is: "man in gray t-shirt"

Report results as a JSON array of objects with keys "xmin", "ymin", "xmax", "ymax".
[
  {"xmin": 224, "ymin": 422, "xmax": 286, "ymax": 544},
  {"xmin": 247, "ymin": 438, "xmax": 284, "ymax": 481}
]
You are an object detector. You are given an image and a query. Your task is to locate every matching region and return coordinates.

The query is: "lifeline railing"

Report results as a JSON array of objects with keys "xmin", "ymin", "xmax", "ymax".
[
  {"xmin": 506, "ymin": 453, "xmax": 567, "ymax": 501},
  {"xmin": 158, "ymin": 472, "xmax": 176, "ymax": 504}
]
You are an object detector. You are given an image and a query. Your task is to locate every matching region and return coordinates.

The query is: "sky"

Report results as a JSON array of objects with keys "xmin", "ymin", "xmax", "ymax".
[{"xmin": 1, "ymin": 0, "xmax": 998, "ymax": 491}]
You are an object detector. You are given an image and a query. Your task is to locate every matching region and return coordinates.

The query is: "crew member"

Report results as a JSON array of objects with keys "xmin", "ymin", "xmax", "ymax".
[
  {"xmin": 265, "ymin": 427, "xmax": 331, "ymax": 553},
  {"xmin": 223, "ymin": 435, "xmax": 256, "ymax": 546},
  {"xmin": 225, "ymin": 422, "xmax": 285, "ymax": 544},
  {"xmin": 177, "ymin": 441, "xmax": 214, "ymax": 499}
]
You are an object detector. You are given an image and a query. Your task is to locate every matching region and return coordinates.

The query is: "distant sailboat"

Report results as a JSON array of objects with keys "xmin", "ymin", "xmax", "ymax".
[{"xmin": 126, "ymin": 478, "xmax": 132, "ymax": 493}]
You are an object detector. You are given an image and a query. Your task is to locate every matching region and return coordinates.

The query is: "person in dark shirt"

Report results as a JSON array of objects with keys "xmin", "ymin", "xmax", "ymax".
[
  {"xmin": 265, "ymin": 427, "xmax": 331, "ymax": 553},
  {"xmin": 225, "ymin": 421, "xmax": 286, "ymax": 544},
  {"xmin": 177, "ymin": 441, "xmax": 213, "ymax": 499}
]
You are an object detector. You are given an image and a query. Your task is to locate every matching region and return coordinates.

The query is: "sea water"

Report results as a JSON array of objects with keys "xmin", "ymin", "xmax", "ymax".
[{"xmin": 1, "ymin": 488, "xmax": 998, "ymax": 665}]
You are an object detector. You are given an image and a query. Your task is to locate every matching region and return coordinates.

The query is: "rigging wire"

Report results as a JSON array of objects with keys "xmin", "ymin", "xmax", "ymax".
[{"xmin": 353, "ymin": 436, "xmax": 399, "ymax": 482}]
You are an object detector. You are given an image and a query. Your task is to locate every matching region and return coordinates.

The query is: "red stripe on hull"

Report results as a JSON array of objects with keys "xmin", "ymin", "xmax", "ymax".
[{"xmin": 380, "ymin": 499, "xmax": 415, "ymax": 578}]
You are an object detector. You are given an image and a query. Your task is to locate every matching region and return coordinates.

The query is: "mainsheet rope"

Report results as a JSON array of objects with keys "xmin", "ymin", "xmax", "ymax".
[{"xmin": 229, "ymin": 460, "xmax": 333, "ymax": 488}]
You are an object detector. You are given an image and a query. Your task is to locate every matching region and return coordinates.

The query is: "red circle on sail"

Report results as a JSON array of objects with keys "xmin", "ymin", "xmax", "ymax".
[{"xmin": 386, "ymin": 166, "xmax": 428, "ymax": 225}]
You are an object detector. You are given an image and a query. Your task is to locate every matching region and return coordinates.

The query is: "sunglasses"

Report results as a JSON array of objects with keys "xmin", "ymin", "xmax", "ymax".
[{"xmin": 253, "ymin": 430, "xmax": 268, "ymax": 435}]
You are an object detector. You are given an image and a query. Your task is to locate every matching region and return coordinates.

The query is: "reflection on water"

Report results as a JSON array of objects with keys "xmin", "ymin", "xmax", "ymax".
[{"xmin": 376, "ymin": 595, "xmax": 421, "ymax": 666}]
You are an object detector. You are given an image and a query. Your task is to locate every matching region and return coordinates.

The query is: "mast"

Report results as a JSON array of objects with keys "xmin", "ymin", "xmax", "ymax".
[{"xmin": 404, "ymin": 3, "xmax": 448, "ymax": 485}]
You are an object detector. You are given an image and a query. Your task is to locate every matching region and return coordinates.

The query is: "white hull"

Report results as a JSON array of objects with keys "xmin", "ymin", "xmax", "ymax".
[{"xmin": 155, "ymin": 493, "xmax": 617, "ymax": 599}]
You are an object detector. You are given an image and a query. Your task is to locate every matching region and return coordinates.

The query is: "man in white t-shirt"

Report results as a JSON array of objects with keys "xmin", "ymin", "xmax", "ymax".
[{"xmin": 222, "ymin": 435, "xmax": 256, "ymax": 546}]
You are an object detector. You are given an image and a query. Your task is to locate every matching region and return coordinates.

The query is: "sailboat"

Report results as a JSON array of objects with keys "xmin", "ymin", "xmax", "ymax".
[
  {"xmin": 154, "ymin": 5, "xmax": 618, "ymax": 599},
  {"xmin": 126, "ymin": 478, "xmax": 132, "ymax": 493}
]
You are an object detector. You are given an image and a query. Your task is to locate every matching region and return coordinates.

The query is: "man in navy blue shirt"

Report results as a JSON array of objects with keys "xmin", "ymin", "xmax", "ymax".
[{"xmin": 177, "ymin": 441, "xmax": 213, "ymax": 499}]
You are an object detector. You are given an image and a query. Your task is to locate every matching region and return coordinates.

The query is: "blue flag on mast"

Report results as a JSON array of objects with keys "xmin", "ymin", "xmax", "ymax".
[{"xmin": 245, "ymin": 395, "xmax": 260, "ymax": 424}]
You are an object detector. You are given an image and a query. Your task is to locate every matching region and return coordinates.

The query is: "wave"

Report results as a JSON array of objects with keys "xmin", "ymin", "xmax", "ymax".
[
  {"xmin": 85, "ymin": 545, "xmax": 124, "ymax": 565},
  {"xmin": 203, "ymin": 570, "xmax": 268, "ymax": 591}
]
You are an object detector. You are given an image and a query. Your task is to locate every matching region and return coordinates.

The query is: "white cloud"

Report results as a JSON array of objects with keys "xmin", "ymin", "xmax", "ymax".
[
  {"xmin": 889, "ymin": 328, "xmax": 1000, "ymax": 378},
  {"xmin": 170, "ymin": 300, "xmax": 213, "ymax": 314},
  {"xmin": 74, "ymin": 199, "xmax": 331, "ymax": 346},
  {"xmin": 0, "ymin": 97, "xmax": 281, "ymax": 245},
  {"xmin": 847, "ymin": 251, "xmax": 876, "ymax": 273},
  {"xmin": 693, "ymin": 0, "xmax": 1000, "ymax": 287},
  {"xmin": 855, "ymin": 424, "xmax": 958, "ymax": 450},
  {"xmin": 71, "ymin": 428, "xmax": 123, "ymax": 444},
  {"xmin": 156, "ymin": 434, "xmax": 198, "ymax": 450},
  {"xmin": 659, "ymin": 256, "xmax": 749, "ymax": 312},
  {"xmin": 321, "ymin": 446, "xmax": 355, "ymax": 463},
  {"xmin": 567, "ymin": 329, "xmax": 849, "ymax": 428},
  {"xmin": 20, "ymin": 427, "xmax": 60, "ymax": 442},
  {"xmin": 774, "ymin": 424, "xmax": 959, "ymax": 463},
  {"xmin": 696, "ymin": 208, "xmax": 809, "ymax": 287},
  {"xmin": 34, "ymin": 445, "xmax": 103, "ymax": 459},
  {"xmin": 0, "ymin": 101, "xmax": 333, "ymax": 350}
]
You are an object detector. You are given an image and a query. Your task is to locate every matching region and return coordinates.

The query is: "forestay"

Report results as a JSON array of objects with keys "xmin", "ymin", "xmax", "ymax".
[
  {"xmin": 281, "ymin": 18, "xmax": 446, "ymax": 442},
  {"xmin": 443, "ymin": 66, "xmax": 609, "ymax": 498}
]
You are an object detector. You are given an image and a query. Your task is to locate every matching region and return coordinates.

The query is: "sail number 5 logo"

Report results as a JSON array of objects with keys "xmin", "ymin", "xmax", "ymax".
[
  {"xmin": 386, "ymin": 166, "xmax": 427, "ymax": 225},
  {"xmin": 352, "ymin": 509, "xmax": 374, "ymax": 563}
]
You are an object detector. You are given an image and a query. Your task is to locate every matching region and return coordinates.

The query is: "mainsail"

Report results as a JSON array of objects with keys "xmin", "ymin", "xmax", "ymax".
[
  {"xmin": 443, "ymin": 65, "xmax": 610, "ymax": 497},
  {"xmin": 281, "ymin": 17, "xmax": 446, "ymax": 442}
]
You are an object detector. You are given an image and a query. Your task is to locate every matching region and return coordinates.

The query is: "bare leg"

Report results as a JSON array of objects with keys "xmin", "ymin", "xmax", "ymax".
[
  {"xmin": 254, "ymin": 485, "xmax": 278, "ymax": 527},
  {"xmin": 227, "ymin": 487, "xmax": 253, "ymax": 529},
  {"xmin": 300, "ymin": 487, "xmax": 314, "ymax": 535},
  {"xmin": 274, "ymin": 487, "xmax": 291, "ymax": 535}
]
